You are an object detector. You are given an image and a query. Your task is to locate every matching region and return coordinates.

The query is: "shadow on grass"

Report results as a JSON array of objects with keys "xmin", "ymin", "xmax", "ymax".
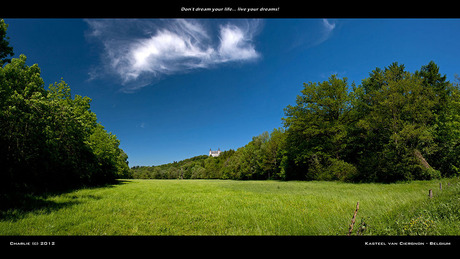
[
  {"xmin": 0, "ymin": 179, "xmax": 130, "ymax": 222},
  {"xmin": 0, "ymin": 194, "xmax": 85, "ymax": 222}
]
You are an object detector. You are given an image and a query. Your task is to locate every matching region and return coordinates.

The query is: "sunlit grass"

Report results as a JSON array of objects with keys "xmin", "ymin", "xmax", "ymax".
[{"xmin": 1, "ymin": 178, "xmax": 458, "ymax": 235}]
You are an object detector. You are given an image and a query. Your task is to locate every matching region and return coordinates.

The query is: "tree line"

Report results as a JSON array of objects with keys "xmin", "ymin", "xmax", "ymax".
[
  {"xmin": 131, "ymin": 62, "xmax": 460, "ymax": 183},
  {"xmin": 2, "ymin": 18, "xmax": 459, "ymax": 189},
  {"xmin": 0, "ymin": 20, "xmax": 129, "ymax": 195}
]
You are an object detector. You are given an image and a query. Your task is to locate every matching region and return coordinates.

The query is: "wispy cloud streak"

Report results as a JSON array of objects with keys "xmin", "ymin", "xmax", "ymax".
[
  {"xmin": 322, "ymin": 19, "xmax": 336, "ymax": 33},
  {"xmin": 285, "ymin": 19, "xmax": 337, "ymax": 51},
  {"xmin": 85, "ymin": 19, "xmax": 262, "ymax": 92},
  {"xmin": 316, "ymin": 19, "xmax": 337, "ymax": 46}
]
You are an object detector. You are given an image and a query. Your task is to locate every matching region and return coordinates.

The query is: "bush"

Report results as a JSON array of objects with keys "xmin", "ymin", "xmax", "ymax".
[
  {"xmin": 410, "ymin": 167, "xmax": 440, "ymax": 180},
  {"xmin": 317, "ymin": 158, "xmax": 358, "ymax": 182}
]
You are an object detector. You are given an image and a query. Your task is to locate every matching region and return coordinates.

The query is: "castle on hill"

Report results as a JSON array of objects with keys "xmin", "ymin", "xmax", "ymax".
[{"xmin": 209, "ymin": 148, "xmax": 221, "ymax": 157}]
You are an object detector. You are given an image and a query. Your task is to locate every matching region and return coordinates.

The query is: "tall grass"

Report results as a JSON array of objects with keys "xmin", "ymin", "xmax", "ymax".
[
  {"xmin": 0, "ymin": 179, "xmax": 457, "ymax": 235},
  {"xmin": 373, "ymin": 178, "xmax": 460, "ymax": 235}
]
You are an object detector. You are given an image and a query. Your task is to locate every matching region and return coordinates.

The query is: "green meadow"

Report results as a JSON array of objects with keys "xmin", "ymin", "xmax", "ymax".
[{"xmin": 1, "ymin": 179, "xmax": 459, "ymax": 235}]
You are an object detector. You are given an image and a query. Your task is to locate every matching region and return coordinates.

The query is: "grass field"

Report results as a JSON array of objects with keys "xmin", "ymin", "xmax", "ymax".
[{"xmin": 1, "ymin": 179, "xmax": 459, "ymax": 235}]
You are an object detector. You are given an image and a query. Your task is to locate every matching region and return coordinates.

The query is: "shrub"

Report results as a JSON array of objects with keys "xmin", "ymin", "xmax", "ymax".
[{"xmin": 318, "ymin": 158, "xmax": 358, "ymax": 182}]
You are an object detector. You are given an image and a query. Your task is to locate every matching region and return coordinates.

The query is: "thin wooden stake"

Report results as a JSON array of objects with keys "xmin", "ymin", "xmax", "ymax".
[
  {"xmin": 429, "ymin": 189, "xmax": 433, "ymax": 198},
  {"xmin": 347, "ymin": 202, "xmax": 359, "ymax": 236}
]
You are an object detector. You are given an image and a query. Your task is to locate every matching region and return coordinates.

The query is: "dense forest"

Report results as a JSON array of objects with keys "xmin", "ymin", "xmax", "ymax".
[
  {"xmin": 0, "ymin": 20, "xmax": 129, "ymax": 195},
  {"xmin": 131, "ymin": 61, "xmax": 460, "ymax": 183}
]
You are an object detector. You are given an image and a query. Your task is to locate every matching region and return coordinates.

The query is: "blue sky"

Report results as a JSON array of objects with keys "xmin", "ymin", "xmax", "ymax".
[{"xmin": 5, "ymin": 18, "xmax": 460, "ymax": 166}]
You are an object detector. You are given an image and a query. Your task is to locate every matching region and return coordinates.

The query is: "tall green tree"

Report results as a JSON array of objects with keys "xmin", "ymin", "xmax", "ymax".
[
  {"xmin": 1, "ymin": 55, "xmax": 128, "ymax": 193},
  {"xmin": 262, "ymin": 128, "xmax": 286, "ymax": 179},
  {"xmin": 87, "ymin": 123, "xmax": 129, "ymax": 183},
  {"xmin": 0, "ymin": 55, "xmax": 48, "ymax": 192},
  {"xmin": 282, "ymin": 75, "xmax": 356, "ymax": 180},
  {"xmin": 413, "ymin": 61, "xmax": 460, "ymax": 177},
  {"xmin": 355, "ymin": 63, "xmax": 439, "ymax": 182},
  {"xmin": 0, "ymin": 19, "xmax": 14, "ymax": 66}
]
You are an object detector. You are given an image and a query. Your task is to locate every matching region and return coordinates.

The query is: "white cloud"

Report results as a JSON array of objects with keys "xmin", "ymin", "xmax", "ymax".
[
  {"xmin": 218, "ymin": 24, "xmax": 259, "ymax": 62},
  {"xmin": 85, "ymin": 19, "xmax": 261, "ymax": 92},
  {"xmin": 127, "ymin": 29, "xmax": 215, "ymax": 79},
  {"xmin": 322, "ymin": 19, "xmax": 336, "ymax": 32}
]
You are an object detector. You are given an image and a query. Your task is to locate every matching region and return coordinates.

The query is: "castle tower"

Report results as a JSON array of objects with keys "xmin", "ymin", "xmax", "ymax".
[{"xmin": 209, "ymin": 148, "xmax": 221, "ymax": 157}]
